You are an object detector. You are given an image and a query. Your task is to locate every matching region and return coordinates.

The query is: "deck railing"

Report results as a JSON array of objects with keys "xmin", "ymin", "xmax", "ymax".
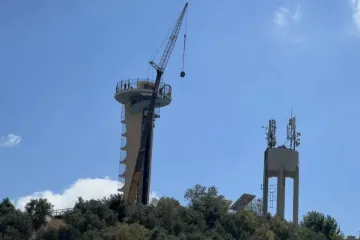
[
  {"xmin": 52, "ymin": 208, "xmax": 73, "ymax": 217},
  {"xmin": 115, "ymin": 79, "xmax": 172, "ymax": 99}
]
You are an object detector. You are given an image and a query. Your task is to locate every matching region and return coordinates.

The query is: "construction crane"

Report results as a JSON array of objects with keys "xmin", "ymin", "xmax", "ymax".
[{"xmin": 127, "ymin": 2, "xmax": 189, "ymax": 205}]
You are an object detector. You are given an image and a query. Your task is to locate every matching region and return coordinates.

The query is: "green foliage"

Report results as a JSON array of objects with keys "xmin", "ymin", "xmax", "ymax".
[
  {"xmin": 301, "ymin": 211, "xmax": 342, "ymax": 239},
  {"xmin": 37, "ymin": 225, "xmax": 82, "ymax": 240},
  {"xmin": 0, "ymin": 185, "xmax": 356, "ymax": 239},
  {"xmin": 185, "ymin": 184, "xmax": 232, "ymax": 231},
  {"xmin": 345, "ymin": 236, "xmax": 359, "ymax": 240},
  {"xmin": 25, "ymin": 198, "xmax": 54, "ymax": 230},
  {"xmin": 0, "ymin": 198, "xmax": 33, "ymax": 239}
]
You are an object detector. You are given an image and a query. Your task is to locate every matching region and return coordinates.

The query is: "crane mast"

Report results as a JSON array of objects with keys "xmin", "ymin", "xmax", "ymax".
[{"xmin": 127, "ymin": 2, "xmax": 189, "ymax": 205}]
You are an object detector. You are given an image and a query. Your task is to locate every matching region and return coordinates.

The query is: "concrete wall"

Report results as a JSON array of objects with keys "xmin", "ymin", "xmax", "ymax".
[
  {"xmin": 114, "ymin": 86, "xmax": 170, "ymax": 204},
  {"xmin": 266, "ymin": 148, "xmax": 299, "ymax": 178},
  {"xmin": 122, "ymin": 102, "xmax": 143, "ymax": 201},
  {"xmin": 122, "ymin": 102, "xmax": 155, "ymax": 203}
]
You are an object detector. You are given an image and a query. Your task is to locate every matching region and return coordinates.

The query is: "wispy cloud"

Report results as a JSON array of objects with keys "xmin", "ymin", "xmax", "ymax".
[
  {"xmin": 0, "ymin": 134, "xmax": 22, "ymax": 147},
  {"xmin": 273, "ymin": 3, "xmax": 302, "ymax": 42},
  {"xmin": 351, "ymin": 0, "xmax": 360, "ymax": 33}
]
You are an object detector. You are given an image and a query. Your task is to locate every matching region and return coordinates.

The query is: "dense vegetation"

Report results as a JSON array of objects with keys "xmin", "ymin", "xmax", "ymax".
[{"xmin": 0, "ymin": 184, "xmax": 357, "ymax": 240}]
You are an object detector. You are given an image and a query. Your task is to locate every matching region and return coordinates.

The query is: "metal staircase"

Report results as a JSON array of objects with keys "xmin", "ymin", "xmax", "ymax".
[{"xmin": 118, "ymin": 104, "xmax": 127, "ymax": 192}]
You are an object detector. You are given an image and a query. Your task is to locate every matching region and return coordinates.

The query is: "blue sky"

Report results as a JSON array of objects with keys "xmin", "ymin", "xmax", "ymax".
[{"xmin": 1, "ymin": 0, "xmax": 360, "ymax": 236}]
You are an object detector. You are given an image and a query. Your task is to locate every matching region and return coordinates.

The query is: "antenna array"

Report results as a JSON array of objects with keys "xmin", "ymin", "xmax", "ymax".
[
  {"xmin": 264, "ymin": 120, "xmax": 277, "ymax": 148},
  {"xmin": 286, "ymin": 116, "xmax": 301, "ymax": 150}
]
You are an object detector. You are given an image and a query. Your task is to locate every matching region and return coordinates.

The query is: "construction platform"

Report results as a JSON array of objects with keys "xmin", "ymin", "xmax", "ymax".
[{"xmin": 115, "ymin": 79, "xmax": 172, "ymax": 110}]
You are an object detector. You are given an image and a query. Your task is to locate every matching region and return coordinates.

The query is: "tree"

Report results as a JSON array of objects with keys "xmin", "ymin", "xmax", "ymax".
[
  {"xmin": 0, "ymin": 198, "xmax": 33, "ymax": 239},
  {"xmin": 301, "ymin": 211, "xmax": 342, "ymax": 239},
  {"xmin": 185, "ymin": 184, "xmax": 232, "ymax": 229},
  {"xmin": 35, "ymin": 219, "xmax": 82, "ymax": 240},
  {"xmin": 102, "ymin": 194, "xmax": 127, "ymax": 221},
  {"xmin": 0, "ymin": 184, "xmax": 351, "ymax": 239},
  {"xmin": 64, "ymin": 197, "xmax": 117, "ymax": 235},
  {"xmin": 153, "ymin": 197, "xmax": 181, "ymax": 232},
  {"xmin": 345, "ymin": 236, "xmax": 358, "ymax": 240},
  {"xmin": 25, "ymin": 198, "xmax": 54, "ymax": 231},
  {"xmin": 115, "ymin": 222, "xmax": 150, "ymax": 240}
]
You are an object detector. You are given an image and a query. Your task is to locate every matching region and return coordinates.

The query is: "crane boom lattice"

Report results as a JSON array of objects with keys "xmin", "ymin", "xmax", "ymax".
[{"xmin": 149, "ymin": 3, "xmax": 188, "ymax": 73}]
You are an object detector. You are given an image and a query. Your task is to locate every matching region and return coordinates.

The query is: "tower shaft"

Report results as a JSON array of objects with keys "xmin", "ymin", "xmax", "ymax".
[
  {"xmin": 262, "ymin": 147, "xmax": 300, "ymax": 223},
  {"xmin": 120, "ymin": 101, "xmax": 156, "ymax": 203},
  {"xmin": 115, "ymin": 79, "xmax": 172, "ymax": 204}
]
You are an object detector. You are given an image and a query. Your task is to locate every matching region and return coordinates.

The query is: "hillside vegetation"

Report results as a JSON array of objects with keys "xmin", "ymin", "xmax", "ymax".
[{"xmin": 0, "ymin": 184, "xmax": 356, "ymax": 240}]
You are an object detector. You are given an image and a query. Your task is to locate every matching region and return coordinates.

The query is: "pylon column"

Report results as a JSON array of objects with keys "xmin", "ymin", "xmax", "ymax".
[
  {"xmin": 276, "ymin": 165, "xmax": 285, "ymax": 218},
  {"xmin": 262, "ymin": 152, "xmax": 269, "ymax": 216},
  {"xmin": 293, "ymin": 165, "xmax": 299, "ymax": 223}
]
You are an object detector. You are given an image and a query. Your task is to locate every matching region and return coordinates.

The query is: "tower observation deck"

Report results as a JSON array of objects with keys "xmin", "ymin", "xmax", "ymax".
[{"xmin": 114, "ymin": 78, "xmax": 172, "ymax": 203}]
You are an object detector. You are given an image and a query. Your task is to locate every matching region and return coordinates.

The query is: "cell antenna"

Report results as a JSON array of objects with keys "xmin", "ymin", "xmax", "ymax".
[
  {"xmin": 286, "ymin": 113, "xmax": 301, "ymax": 150},
  {"xmin": 263, "ymin": 119, "xmax": 277, "ymax": 148}
]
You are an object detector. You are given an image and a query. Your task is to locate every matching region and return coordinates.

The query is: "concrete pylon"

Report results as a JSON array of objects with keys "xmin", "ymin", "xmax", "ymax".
[{"xmin": 262, "ymin": 147, "xmax": 299, "ymax": 223}]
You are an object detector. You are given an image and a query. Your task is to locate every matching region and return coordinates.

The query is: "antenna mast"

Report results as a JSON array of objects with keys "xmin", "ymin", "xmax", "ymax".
[
  {"xmin": 264, "ymin": 119, "xmax": 277, "ymax": 148},
  {"xmin": 286, "ymin": 115, "xmax": 301, "ymax": 150}
]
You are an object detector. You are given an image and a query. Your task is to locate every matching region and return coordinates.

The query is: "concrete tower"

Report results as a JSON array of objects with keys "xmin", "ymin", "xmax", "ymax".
[
  {"xmin": 262, "ymin": 117, "xmax": 301, "ymax": 223},
  {"xmin": 114, "ymin": 79, "xmax": 172, "ymax": 203}
]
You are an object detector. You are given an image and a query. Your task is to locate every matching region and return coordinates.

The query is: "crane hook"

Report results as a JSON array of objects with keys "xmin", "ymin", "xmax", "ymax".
[{"xmin": 180, "ymin": 71, "xmax": 185, "ymax": 78}]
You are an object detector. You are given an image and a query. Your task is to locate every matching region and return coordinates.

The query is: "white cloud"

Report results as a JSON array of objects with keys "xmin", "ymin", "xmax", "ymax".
[
  {"xmin": 274, "ymin": 7, "xmax": 290, "ymax": 27},
  {"xmin": 14, "ymin": 177, "xmax": 161, "ymax": 210},
  {"xmin": 292, "ymin": 5, "xmax": 302, "ymax": 23},
  {"xmin": 0, "ymin": 134, "xmax": 22, "ymax": 147},
  {"xmin": 273, "ymin": 3, "xmax": 302, "ymax": 41},
  {"xmin": 351, "ymin": 0, "xmax": 360, "ymax": 33}
]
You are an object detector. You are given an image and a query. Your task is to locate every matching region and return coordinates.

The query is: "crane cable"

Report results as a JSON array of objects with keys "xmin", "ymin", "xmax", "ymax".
[
  {"xmin": 182, "ymin": 35, "xmax": 186, "ymax": 71},
  {"xmin": 181, "ymin": 9, "xmax": 188, "ymax": 77}
]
